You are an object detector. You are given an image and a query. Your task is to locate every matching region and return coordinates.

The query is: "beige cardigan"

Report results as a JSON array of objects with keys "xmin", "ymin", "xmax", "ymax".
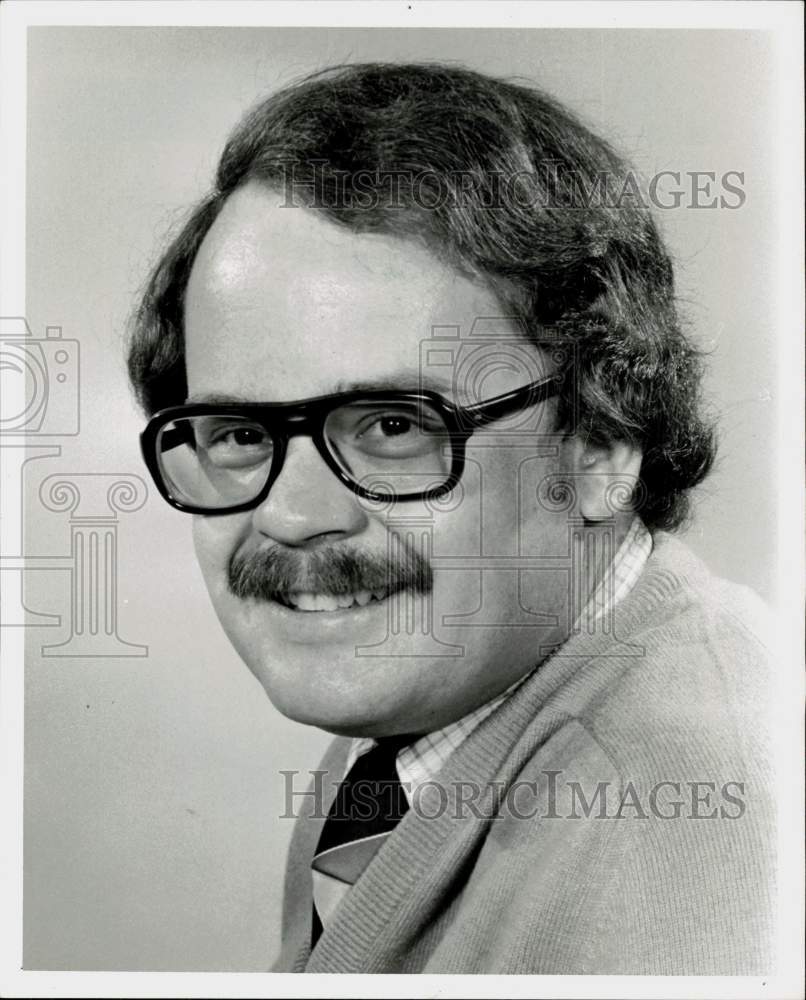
[{"xmin": 274, "ymin": 534, "xmax": 775, "ymax": 974}]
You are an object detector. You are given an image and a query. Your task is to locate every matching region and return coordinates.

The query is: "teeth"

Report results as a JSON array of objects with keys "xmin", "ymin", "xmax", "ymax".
[
  {"xmin": 292, "ymin": 593, "xmax": 338, "ymax": 612},
  {"xmin": 284, "ymin": 588, "xmax": 391, "ymax": 612}
]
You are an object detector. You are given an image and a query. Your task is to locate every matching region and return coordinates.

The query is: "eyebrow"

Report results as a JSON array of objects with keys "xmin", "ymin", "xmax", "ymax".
[
  {"xmin": 186, "ymin": 371, "xmax": 455, "ymax": 405},
  {"xmin": 184, "ymin": 392, "xmax": 256, "ymax": 405},
  {"xmin": 333, "ymin": 372, "xmax": 454, "ymax": 395}
]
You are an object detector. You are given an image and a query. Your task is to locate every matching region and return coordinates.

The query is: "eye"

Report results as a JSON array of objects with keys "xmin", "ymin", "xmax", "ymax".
[
  {"xmin": 368, "ymin": 414, "xmax": 415, "ymax": 438},
  {"xmin": 355, "ymin": 408, "xmax": 438, "ymax": 443},
  {"xmin": 212, "ymin": 426, "xmax": 267, "ymax": 447},
  {"xmin": 345, "ymin": 405, "xmax": 446, "ymax": 459},
  {"xmin": 196, "ymin": 419, "xmax": 273, "ymax": 469}
]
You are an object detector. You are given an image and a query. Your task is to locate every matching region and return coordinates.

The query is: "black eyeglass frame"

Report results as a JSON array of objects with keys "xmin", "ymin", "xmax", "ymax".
[{"xmin": 140, "ymin": 371, "xmax": 563, "ymax": 515}]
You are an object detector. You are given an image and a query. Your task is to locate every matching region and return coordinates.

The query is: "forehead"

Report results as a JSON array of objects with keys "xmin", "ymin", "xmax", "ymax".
[{"xmin": 184, "ymin": 182, "xmax": 521, "ymax": 402}]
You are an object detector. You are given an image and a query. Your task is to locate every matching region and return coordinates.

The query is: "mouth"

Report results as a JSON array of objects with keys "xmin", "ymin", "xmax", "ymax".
[{"xmin": 273, "ymin": 586, "xmax": 397, "ymax": 613}]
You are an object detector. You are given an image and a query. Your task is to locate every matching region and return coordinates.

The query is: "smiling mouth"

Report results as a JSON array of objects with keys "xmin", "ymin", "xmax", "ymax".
[{"xmin": 273, "ymin": 587, "xmax": 397, "ymax": 612}]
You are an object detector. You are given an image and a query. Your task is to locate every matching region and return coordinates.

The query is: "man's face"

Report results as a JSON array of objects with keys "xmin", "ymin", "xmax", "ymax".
[{"xmin": 185, "ymin": 181, "xmax": 578, "ymax": 738}]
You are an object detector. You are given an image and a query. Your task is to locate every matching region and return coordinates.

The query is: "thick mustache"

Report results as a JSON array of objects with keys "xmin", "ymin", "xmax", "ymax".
[{"xmin": 228, "ymin": 542, "xmax": 433, "ymax": 602}]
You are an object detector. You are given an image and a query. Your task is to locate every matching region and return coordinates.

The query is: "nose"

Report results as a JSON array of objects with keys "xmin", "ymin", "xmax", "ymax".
[{"xmin": 250, "ymin": 435, "xmax": 369, "ymax": 547}]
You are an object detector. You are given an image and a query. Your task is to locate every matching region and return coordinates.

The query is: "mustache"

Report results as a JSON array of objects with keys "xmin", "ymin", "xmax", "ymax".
[{"xmin": 228, "ymin": 541, "xmax": 433, "ymax": 602}]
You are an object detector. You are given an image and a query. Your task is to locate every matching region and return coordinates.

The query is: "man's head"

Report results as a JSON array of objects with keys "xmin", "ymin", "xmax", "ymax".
[{"xmin": 128, "ymin": 63, "xmax": 714, "ymax": 737}]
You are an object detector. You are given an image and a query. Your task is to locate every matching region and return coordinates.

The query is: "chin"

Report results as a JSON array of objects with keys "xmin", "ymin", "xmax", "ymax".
[
  {"xmin": 241, "ymin": 652, "xmax": 415, "ymax": 738},
  {"xmin": 265, "ymin": 695, "xmax": 404, "ymax": 740}
]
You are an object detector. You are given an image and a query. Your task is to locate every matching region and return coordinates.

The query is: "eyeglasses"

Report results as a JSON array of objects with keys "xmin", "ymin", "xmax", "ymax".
[{"xmin": 140, "ymin": 373, "xmax": 562, "ymax": 514}]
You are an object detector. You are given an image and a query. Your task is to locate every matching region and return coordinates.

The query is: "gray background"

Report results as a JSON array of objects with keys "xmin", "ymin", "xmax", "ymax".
[{"xmin": 23, "ymin": 27, "xmax": 777, "ymax": 970}]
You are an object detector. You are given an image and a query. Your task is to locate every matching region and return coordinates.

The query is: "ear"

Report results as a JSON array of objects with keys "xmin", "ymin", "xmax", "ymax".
[{"xmin": 567, "ymin": 437, "xmax": 643, "ymax": 522}]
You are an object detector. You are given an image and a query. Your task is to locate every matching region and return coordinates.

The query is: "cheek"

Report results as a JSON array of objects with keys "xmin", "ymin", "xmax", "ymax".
[
  {"xmin": 425, "ymin": 477, "xmax": 523, "ymax": 556},
  {"xmin": 191, "ymin": 514, "xmax": 249, "ymax": 592}
]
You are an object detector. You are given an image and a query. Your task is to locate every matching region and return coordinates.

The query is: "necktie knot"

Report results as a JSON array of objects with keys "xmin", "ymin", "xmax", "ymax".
[{"xmin": 316, "ymin": 737, "xmax": 411, "ymax": 854}]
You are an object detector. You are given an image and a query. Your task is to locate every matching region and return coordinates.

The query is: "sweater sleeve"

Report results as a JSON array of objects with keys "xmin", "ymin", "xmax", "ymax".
[{"xmin": 583, "ymin": 758, "xmax": 776, "ymax": 974}]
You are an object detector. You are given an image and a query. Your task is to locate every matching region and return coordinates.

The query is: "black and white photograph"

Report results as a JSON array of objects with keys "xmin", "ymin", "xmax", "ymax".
[{"xmin": 1, "ymin": 2, "xmax": 803, "ymax": 997}]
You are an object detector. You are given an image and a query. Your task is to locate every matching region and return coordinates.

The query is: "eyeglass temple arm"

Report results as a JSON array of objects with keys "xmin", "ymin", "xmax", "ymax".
[
  {"xmin": 158, "ymin": 424, "xmax": 197, "ymax": 453},
  {"xmin": 460, "ymin": 373, "xmax": 563, "ymax": 428}
]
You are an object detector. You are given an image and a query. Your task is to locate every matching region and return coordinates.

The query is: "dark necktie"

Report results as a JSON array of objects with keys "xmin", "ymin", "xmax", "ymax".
[{"xmin": 311, "ymin": 736, "xmax": 411, "ymax": 947}]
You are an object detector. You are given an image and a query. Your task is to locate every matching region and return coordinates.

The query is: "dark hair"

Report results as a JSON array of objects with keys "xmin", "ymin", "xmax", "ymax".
[{"xmin": 127, "ymin": 61, "xmax": 715, "ymax": 531}]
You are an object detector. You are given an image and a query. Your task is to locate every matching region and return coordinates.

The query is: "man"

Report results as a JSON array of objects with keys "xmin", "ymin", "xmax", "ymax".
[{"xmin": 128, "ymin": 63, "xmax": 774, "ymax": 974}]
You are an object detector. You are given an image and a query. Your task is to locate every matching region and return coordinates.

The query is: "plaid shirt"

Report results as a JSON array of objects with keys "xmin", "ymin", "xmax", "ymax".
[{"xmin": 345, "ymin": 516, "xmax": 653, "ymax": 802}]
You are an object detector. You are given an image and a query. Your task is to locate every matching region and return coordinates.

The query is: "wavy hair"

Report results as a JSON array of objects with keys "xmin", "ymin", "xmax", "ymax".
[{"xmin": 127, "ymin": 62, "xmax": 715, "ymax": 530}]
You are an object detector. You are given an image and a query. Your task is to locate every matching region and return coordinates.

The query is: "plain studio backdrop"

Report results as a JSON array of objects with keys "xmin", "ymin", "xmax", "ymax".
[{"xmin": 23, "ymin": 27, "xmax": 777, "ymax": 970}]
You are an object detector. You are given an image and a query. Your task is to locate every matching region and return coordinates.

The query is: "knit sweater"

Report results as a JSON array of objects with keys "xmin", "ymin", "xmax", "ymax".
[{"xmin": 274, "ymin": 533, "xmax": 775, "ymax": 974}]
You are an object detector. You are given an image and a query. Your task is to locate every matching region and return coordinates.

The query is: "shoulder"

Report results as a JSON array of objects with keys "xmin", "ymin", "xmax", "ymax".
[
  {"xmin": 632, "ymin": 532, "xmax": 772, "ymax": 656},
  {"xmin": 574, "ymin": 533, "xmax": 773, "ymax": 777},
  {"xmin": 494, "ymin": 541, "xmax": 777, "ymax": 973}
]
